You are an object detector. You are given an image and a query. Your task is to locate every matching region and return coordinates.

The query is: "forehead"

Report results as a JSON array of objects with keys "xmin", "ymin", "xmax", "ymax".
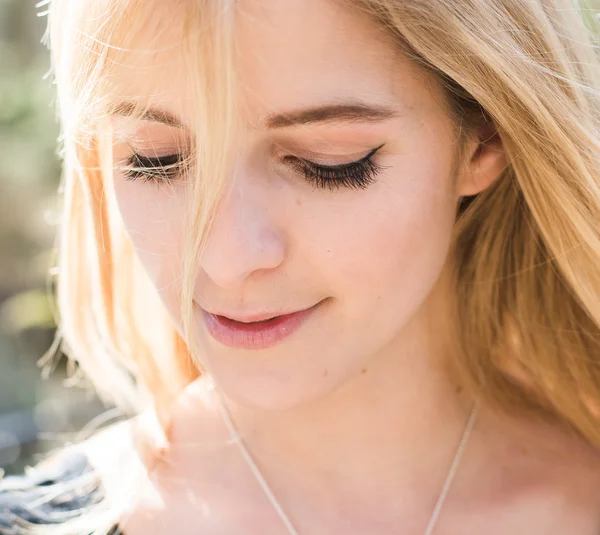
[
  {"xmin": 97, "ymin": 0, "xmax": 439, "ymax": 128},
  {"xmin": 233, "ymin": 0, "xmax": 404, "ymax": 113}
]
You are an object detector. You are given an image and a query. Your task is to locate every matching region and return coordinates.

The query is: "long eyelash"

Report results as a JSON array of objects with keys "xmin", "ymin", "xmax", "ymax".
[
  {"xmin": 121, "ymin": 147, "xmax": 386, "ymax": 192},
  {"xmin": 285, "ymin": 145, "xmax": 386, "ymax": 192},
  {"xmin": 122, "ymin": 153, "xmax": 185, "ymax": 183}
]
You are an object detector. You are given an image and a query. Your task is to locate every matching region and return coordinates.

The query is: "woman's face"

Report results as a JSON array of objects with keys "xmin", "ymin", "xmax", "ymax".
[{"xmin": 109, "ymin": 0, "xmax": 504, "ymax": 409}]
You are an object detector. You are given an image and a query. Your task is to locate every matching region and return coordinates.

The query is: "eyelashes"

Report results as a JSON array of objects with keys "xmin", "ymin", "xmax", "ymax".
[
  {"xmin": 123, "ymin": 153, "xmax": 187, "ymax": 183},
  {"xmin": 121, "ymin": 145, "xmax": 386, "ymax": 191},
  {"xmin": 282, "ymin": 146, "xmax": 384, "ymax": 191}
]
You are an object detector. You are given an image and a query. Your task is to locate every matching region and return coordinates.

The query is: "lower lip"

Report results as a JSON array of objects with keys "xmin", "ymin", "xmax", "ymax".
[{"xmin": 202, "ymin": 304, "xmax": 320, "ymax": 350}]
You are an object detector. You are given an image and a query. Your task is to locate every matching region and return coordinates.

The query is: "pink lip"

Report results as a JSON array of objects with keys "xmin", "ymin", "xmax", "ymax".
[{"xmin": 202, "ymin": 304, "xmax": 320, "ymax": 350}]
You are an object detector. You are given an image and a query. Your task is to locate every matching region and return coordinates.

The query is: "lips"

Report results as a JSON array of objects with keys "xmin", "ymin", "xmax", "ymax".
[
  {"xmin": 201, "ymin": 303, "xmax": 320, "ymax": 350},
  {"xmin": 211, "ymin": 311, "xmax": 293, "ymax": 323}
]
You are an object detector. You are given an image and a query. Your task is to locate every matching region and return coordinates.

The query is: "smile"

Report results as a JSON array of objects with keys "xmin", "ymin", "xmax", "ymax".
[{"xmin": 201, "ymin": 302, "xmax": 323, "ymax": 350}]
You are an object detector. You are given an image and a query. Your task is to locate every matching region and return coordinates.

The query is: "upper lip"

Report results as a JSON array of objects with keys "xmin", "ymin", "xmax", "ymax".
[{"xmin": 200, "ymin": 303, "xmax": 320, "ymax": 323}]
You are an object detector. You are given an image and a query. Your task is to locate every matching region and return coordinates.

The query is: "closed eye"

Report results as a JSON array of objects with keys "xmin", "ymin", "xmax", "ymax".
[
  {"xmin": 283, "ymin": 145, "xmax": 386, "ymax": 191},
  {"xmin": 120, "ymin": 145, "xmax": 387, "ymax": 191},
  {"xmin": 122, "ymin": 153, "xmax": 184, "ymax": 182}
]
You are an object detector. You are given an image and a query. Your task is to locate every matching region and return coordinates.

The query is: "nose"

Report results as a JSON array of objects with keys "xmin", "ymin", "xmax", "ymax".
[{"xmin": 199, "ymin": 174, "xmax": 286, "ymax": 290}]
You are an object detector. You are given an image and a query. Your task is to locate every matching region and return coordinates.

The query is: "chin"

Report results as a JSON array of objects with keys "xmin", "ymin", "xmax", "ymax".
[{"xmin": 200, "ymin": 355, "xmax": 348, "ymax": 412}]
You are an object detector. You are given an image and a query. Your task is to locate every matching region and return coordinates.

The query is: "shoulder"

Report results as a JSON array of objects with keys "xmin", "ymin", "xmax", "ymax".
[
  {"xmin": 0, "ymin": 378, "xmax": 222, "ymax": 535},
  {"xmin": 116, "ymin": 377, "xmax": 264, "ymax": 535},
  {"xmin": 0, "ymin": 377, "xmax": 245, "ymax": 535},
  {"xmin": 0, "ymin": 450, "xmax": 110, "ymax": 534}
]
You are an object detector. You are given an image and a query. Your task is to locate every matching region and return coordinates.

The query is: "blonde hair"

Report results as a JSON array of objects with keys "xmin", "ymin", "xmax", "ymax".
[{"xmin": 40, "ymin": 0, "xmax": 600, "ymax": 532}]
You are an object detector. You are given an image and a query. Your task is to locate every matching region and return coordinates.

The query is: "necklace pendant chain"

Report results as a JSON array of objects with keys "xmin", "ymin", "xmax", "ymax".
[
  {"xmin": 423, "ymin": 403, "xmax": 478, "ymax": 535},
  {"xmin": 215, "ymin": 383, "xmax": 478, "ymax": 535}
]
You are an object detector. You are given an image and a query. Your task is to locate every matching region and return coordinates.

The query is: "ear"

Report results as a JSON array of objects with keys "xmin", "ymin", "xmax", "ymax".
[{"xmin": 456, "ymin": 124, "xmax": 508, "ymax": 197}]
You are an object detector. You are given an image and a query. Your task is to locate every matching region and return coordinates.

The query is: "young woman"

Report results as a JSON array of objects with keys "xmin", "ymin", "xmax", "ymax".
[{"xmin": 1, "ymin": 0, "xmax": 600, "ymax": 533}]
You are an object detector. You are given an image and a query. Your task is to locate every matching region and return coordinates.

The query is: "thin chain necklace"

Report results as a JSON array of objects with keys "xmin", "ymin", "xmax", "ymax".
[{"xmin": 213, "ymin": 381, "xmax": 478, "ymax": 535}]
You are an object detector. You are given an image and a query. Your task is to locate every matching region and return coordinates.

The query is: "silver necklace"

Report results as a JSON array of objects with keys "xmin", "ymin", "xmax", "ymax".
[{"xmin": 214, "ymin": 384, "xmax": 478, "ymax": 535}]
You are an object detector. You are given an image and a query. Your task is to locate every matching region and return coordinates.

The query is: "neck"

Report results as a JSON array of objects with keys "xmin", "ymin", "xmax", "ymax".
[{"xmin": 217, "ymin": 277, "xmax": 476, "ymax": 515}]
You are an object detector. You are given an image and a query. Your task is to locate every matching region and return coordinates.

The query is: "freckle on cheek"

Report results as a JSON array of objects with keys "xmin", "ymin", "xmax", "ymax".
[
  {"xmin": 322, "ymin": 369, "xmax": 329, "ymax": 377},
  {"xmin": 361, "ymin": 368, "xmax": 368, "ymax": 374}
]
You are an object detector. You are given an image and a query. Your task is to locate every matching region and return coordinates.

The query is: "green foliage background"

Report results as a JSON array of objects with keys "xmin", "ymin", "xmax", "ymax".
[{"xmin": 0, "ymin": 1, "xmax": 103, "ymax": 475}]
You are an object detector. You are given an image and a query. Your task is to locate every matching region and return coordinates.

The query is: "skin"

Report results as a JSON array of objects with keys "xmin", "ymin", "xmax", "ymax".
[{"xmin": 98, "ymin": 0, "xmax": 600, "ymax": 533}]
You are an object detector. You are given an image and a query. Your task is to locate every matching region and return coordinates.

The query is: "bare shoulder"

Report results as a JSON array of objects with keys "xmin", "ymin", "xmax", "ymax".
[
  {"xmin": 112, "ymin": 376, "xmax": 276, "ymax": 535},
  {"xmin": 79, "ymin": 376, "xmax": 225, "ymax": 500},
  {"xmin": 80, "ymin": 376, "xmax": 221, "ymax": 472},
  {"xmin": 450, "ymin": 405, "xmax": 600, "ymax": 535}
]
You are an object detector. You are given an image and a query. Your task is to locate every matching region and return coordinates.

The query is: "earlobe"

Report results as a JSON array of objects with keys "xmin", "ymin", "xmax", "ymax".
[{"xmin": 457, "ymin": 129, "xmax": 508, "ymax": 198}]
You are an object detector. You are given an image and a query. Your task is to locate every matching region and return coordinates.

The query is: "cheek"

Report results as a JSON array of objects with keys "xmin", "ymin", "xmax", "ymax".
[
  {"xmin": 310, "ymin": 157, "xmax": 457, "ymax": 322},
  {"xmin": 112, "ymin": 181, "xmax": 186, "ymax": 320}
]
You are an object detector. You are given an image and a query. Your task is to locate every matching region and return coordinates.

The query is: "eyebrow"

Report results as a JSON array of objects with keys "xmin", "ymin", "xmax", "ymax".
[
  {"xmin": 109, "ymin": 101, "xmax": 400, "ymax": 129},
  {"xmin": 110, "ymin": 101, "xmax": 185, "ymax": 128},
  {"xmin": 263, "ymin": 103, "xmax": 400, "ymax": 128}
]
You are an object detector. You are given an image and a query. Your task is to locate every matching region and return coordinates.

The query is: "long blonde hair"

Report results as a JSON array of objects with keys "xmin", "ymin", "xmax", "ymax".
[{"xmin": 41, "ymin": 0, "xmax": 600, "ymax": 531}]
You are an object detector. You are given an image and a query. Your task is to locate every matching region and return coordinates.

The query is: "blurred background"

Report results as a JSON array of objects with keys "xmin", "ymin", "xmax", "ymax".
[
  {"xmin": 0, "ymin": 0, "xmax": 599, "ymax": 477},
  {"xmin": 0, "ymin": 0, "xmax": 107, "ymax": 476}
]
